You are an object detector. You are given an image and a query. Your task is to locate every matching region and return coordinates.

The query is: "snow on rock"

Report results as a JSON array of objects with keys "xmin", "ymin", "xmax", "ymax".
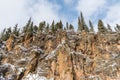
[
  {"xmin": 23, "ymin": 73, "xmax": 53, "ymax": 80},
  {"xmin": 45, "ymin": 50, "xmax": 56, "ymax": 60},
  {"xmin": 31, "ymin": 46, "xmax": 44, "ymax": 53},
  {"xmin": 0, "ymin": 30, "xmax": 119, "ymax": 80},
  {"xmin": 17, "ymin": 68, "xmax": 25, "ymax": 75},
  {"xmin": 0, "ymin": 63, "xmax": 15, "ymax": 71},
  {"xmin": 17, "ymin": 45, "xmax": 28, "ymax": 52},
  {"xmin": 45, "ymin": 42, "xmax": 65, "ymax": 60}
]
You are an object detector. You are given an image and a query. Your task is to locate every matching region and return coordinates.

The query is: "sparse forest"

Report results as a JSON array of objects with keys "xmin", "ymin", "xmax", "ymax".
[{"xmin": 0, "ymin": 12, "xmax": 120, "ymax": 41}]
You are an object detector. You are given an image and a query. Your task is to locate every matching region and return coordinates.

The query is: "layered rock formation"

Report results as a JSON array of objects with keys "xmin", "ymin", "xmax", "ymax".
[{"xmin": 0, "ymin": 31, "xmax": 120, "ymax": 80}]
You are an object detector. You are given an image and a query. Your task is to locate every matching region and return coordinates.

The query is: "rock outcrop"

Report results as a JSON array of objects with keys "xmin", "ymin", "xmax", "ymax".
[{"xmin": 0, "ymin": 31, "xmax": 120, "ymax": 80}]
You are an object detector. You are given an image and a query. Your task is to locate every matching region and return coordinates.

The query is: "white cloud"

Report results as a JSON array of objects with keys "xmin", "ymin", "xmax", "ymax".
[
  {"xmin": 1, "ymin": 0, "xmax": 120, "ymax": 32},
  {"xmin": 103, "ymin": 4, "xmax": 120, "ymax": 27},
  {"xmin": 0, "ymin": 0, "xmax": 29, "ymax": 30},
  {"xmin": 76, "ymin": 0, "xmax": 106, "ymax": 19},
  {"xmin": 76, "ymin": 0, "xmax": 107, "ymax": 30},
  {"xmin": 27, "ymin": 0, "xmax": 62, "ymax": 25},
  {"xmin": 0, "ymin": 0, "xmax": 67, "ymax": 31},
  {"xmin": 76, "ymin": 0, "xmax": 120, "ymax": 30}
]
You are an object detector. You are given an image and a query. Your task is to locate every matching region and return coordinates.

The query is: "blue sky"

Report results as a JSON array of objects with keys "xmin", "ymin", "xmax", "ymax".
[{"xmin": 0, "ymin": 0, "xmax": 120, "ymax": 30}]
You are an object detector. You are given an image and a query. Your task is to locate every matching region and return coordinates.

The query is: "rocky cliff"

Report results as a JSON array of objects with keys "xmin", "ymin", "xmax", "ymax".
[{"xmin": 0, "ymin": 30, "xmax": 120, "ymax": 80}]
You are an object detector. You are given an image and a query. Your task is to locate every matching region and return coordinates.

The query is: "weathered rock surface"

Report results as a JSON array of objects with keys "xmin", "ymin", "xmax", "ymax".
[{"xmin": 0, "ymin": 31, "xmax": 120, "ymax": 80}]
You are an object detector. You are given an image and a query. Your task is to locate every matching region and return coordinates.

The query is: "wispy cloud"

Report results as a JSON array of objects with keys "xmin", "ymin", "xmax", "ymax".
[
  {"xmin": 103, "ymin": 3, "xmax": 120, "ymax": 27},
  {"xmin": 27, "ymin": 0, "xmax": 62, "ymax": 25},
  {"xmin": 76, "ymin": 0, "xmax": 107, "ymax": 25},
  {"xmin": 0, "ymin": 0, "xmax": 29, "ymax": 30},
  {"xmin": 0, "ymin": 0, "xmax": 67, "ymax": 30},
  {"xmin": 76, "ymin": 0, "xmax": 106, "ymax": 18},
  {"xmin": 0, "ymin": 0, "xmax": 120, "ymax": 31},
  {"xmin": 75, "ymin": 0, "xmax": 120, "ymax": 30}
]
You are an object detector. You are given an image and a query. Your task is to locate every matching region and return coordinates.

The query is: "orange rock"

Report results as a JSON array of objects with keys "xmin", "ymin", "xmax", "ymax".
[{"xmin": 6, "ymin": 35, "xmax": 15, "ymax": 51}]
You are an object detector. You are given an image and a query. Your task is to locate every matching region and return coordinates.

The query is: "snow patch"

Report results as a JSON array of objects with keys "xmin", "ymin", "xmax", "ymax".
[
  {"xmin": 23, "ymin": 73, "xmax": 53, "ymax": 80},
  {"xmin": 17, "ymin": 45, "xmax": 28, "ymax": 52},
  {"xmin": 45, "ymin": 50, "xmax": 56, "ymax": 60},
  {"xmin": 45, "ymin": 42, "xmax": 65, "ymax": 60},
  {"xmin": 3, "ymin": 63, "xmax": 15, "ymax": 71},
  {"xmin": 17, "ymin": 68, "xmax": 25, "ymax": 75}
]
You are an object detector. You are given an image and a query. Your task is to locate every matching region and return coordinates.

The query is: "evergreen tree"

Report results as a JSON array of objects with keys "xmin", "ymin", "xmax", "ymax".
[
  {"xmin": 59, "ymin": 20, "xmax": 63, "ymax": 29},
  {"xmin": 23, "ymin": 26, "xmax": 27, "ymax": 33},
  {"xmin": 116, "ymin": 24, "xmax": 120, "ymax": 31},
  {"xmin": 6, "ymin": 27, "xmax": 12, "ymax": 35},
  {"xmin": 45, "ymin": 23, "xmax": 49, "ymax": 32},
  {"xmin": 64, "ymin": 27, "xmax": 66, "ymax": 30},
  {"xmin": 51, "ymin": 20, "xmax": 55, "ymax": 33},
  {"xmin": 33, "ymin": 25, "xmax": 38, "ymax": 33},
  {"xmin": 66, "ymin": 22, "xmax": 69, "ymax": 30},
  {"xmin": 4, "ymin": 27, "xmax": 12, "ymax": 41},
  {"xmin": 107, "ymin": 24, "xmax": 112, "ymax": 32},
  {"xmin": 2, "ymin": 27, "xmax": 12, "ymax": 41},
  {"xmin": 98, "ymin": 20, "xmax": 107, "ymax": 33},
  {"xmin": 23, "ymin": 18, "xmax": 32, "ymax": 33},
  {"xmin": 84, "ymin": 24, "xmax": 89, "ymax": 32},
  {"xmin": 28, "ymin": 21, "xmax": 33, "ymax": 33},
  {"xmin": 0, "ymin": 28, "xmax": 6, "ymax": 41},
  {"xmin": 114, "ymin": 24, "xmax": 120, "ymax": 33},
  {"xmin": 80, "ymin": 12, "xmax": 85, "ymax": 30},
  {"xmin": 114, "ymin": 27, "xmax": 119, "ymax": 32},
  {"xmin": 38, "ymin": 21, "xmax": 46, "ymax": 32},
  {"xmin": 27, "ymin": 18, "xmax": 31, "ymax": 26},
  {"xmin": 55, "ymin": 20, "xmax": 63, "ymax": 30},
  {"xmin": 89, "ymin": 20, "xmax": 94, "ymax": 32},
  {"xmin": 55, "ymin": 22, "xmax": 59, "ymax": 31},
  {"xmin": 26, "ymin": 18, "xmax": 32, "ymax": 30},
  {"xmin": 69, "ymin": 24, "xmax": 74, "ymax": 30},
  {"xmin": 78, "ymin": 17, "xmax": 81, "ymax": 31},
  {"xmin": 13, "ymin": 24, "xmax": 20, "ymax": 36},
  {"xmin": 78, "ymin": 12, "xmax": 88, "ymax": 32}
]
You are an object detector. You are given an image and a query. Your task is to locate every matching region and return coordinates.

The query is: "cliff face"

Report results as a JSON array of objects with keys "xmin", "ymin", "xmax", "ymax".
[{"xmin": 0, "ymin": 31, "xmax": 120, "ymax": 80}]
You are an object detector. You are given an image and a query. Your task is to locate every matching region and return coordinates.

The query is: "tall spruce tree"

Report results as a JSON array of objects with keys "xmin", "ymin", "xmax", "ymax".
[
  {"xmin": 13, "ymin": 24, "xmax": 20, "ymax": 36},
  {"xmin": 80, "ymin": 12, "xmax": 85, "ymax": 30},
  {"xmin": 107, "ymin": 24, "xmax": 112, "ymax": 32},
  {"xmin": 33, "ymin": 25, "xmax": 38, "ymax": 33},
  {"xmin": 28, "ymin": 22, "xmax": 34, "ymax": 33},
  {"xmin": 69, "ymin": 24, "xmax": 74, "ymax": 30},
  {"xmin": 38, "ymin": 21, "xmax": 45, "ymax": 32},
  {"xmin": 3, "ymin": 27, "xmax": 12, "ymax": 41},
  {"xmin": 0, "ymin": 28, "xmax": 6, "ymax": 41},
  {"xmin": 23, "ymin": 18, "xmax": 32, "ymax": 33},
  {"xmin": 51, "ymin": 20, "xmax": 55, "ymax": 33},
  {"xmin": 59, "ymin": 20, "xmax": 63, "ymax": 30},
  {"xmin": 66, "ymin": 22, "xmax": 69, "ymax": 30},
  {"xmin": 114, "ymin": 24, "xmax": 120, "ymax": 33},
  {"xmin": 116, "ymin": 24, "xmax": 120, "ymax": 31},
  {"xmin": 84, "ymin": 24, "xmax": 89, "ymax": 32},
  {"xmin": 89, "ymin": 20, "xmax": 94, "ymax": 32},
  {"xmin": 78, "ymin": 17, "xmax": 81, "ymax": 31},
  {"xmin": 78, "ymin": 12, "xmax": 88, "ymax": 32},
  {"xmin": 45, "ymin": 23, "xmax": 49, "ymax": 32},
  {"xmin": 98, "ymin": 20, "xmax": 107, "ymax": 33}
]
